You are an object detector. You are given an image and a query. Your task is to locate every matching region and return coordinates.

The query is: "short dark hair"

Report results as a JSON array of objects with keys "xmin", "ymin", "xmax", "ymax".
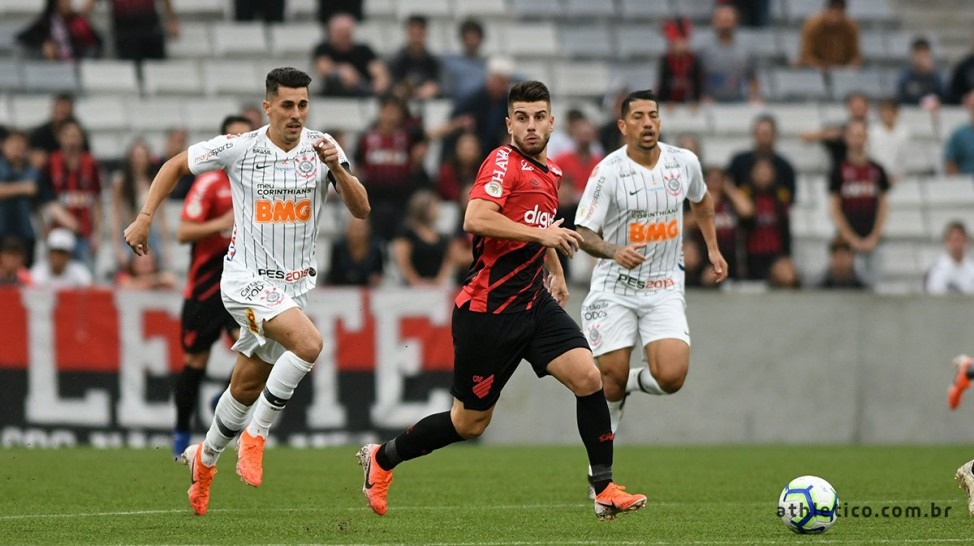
[
  {"xmin": 0, "ymin": 235, "xmax": 26, "ymax": 255},
  {"xmin": 406, "ymin": 14, "xmax": 427, "ymax": 28},
  {"xmin": 221, "ymin": 115, "xmax": 254, "ymax": 134},
  {"xmin": 620, "ymin": 90, "xmax": 659, "ymax": 119},
  {"xmin": 752, "ymin": 113, "xmax": 777, "ymax": 132},
  {"xmin": 3, "ymin": 129, "xmax": 28, "ymax": 141},
  {"xmin": 945, "ymin": 221, "xmax": 968, "ymax": 239},
  {"xmin": 829, "ymin": 237, "xmax": 853, "ymax": 254},
  {"xmin": 826, "ymin": 0, "xmax": 846, "ymax": 9},
  {"xmin": 265, "ymin": 67, "xmax": 312, "ymax": 98},
  {"xmin": 508, "ymin": 80, "xmax": 551, "ymax": 111},
  {"xmin": 54, "ymin": 93, "xmax": 75, "ymax": 104},
  {"xmin": 459, "ymin": 19, "xmax": 484, "ymax": 38},
  {"xmin": 911, "ymin": 37, "xmax": 931, "ymax": 51},
  {"xmin": 565, "ymin": 108, "xmax": 587, "ymax": 123},
  {"xmin": 877, "ymin": 97, "xmax": 899, "ymax": 111}
]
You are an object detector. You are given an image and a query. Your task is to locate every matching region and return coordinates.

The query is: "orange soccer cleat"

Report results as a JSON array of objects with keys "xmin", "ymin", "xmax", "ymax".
[
  {"xmin": 594, "ymin": 482, "xmax": 647, "ymax": 520},
  {"xmin": 185, "ymin": 443, "xmax": 217, "ymax": 516},
  {"xmin": 236, "ymin": 430, "xmax": 265, "ymax": 487},
  {"xmin": 357, "ymin": 443, "xmax": 394, "ymax": 516},
  {"xmin": 948, "ymin": 355, "xmax": 974, "ymax": 410}
]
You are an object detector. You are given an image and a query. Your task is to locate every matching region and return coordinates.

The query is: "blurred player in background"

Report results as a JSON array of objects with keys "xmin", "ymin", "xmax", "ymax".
[
  {"xmin": 171, "ymin": 115, "xmax": 254, "ymax": 460},
  {"xmin": 124, "ymin": 67, "xmax": 370, "ymax": 516},
  {"xmin": 357, "ymin": 81, "xmax": 647, "ymax": 521},
  {"xmin": 574, "ymin": 90, "xmax": 727, "ymax": 498}
]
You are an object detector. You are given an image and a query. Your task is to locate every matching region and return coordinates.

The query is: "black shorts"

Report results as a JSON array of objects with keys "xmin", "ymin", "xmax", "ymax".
[
  {"xmin": 451, "ymin": 291, "xmax": 591, "ymax": 411},
  {"xmin": 181, "ymin": 297, "xmax": 239, "ymax": 355}
]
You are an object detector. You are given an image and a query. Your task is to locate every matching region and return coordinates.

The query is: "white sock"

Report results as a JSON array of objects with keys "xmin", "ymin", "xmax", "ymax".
[
  {"xmin": 606, "ymin": 398, "xmax": 625, "ymax": 434},
  {"xmin": 627, "ymin": 367, "xmax": 665, "ymax": 395},
  {"xmin": 201, "ymin": 391, "xmax": 251, "ymax": 466},
  {"xmin": 246, "ymin": 351, "xmax": 314, "ymax": 438}
]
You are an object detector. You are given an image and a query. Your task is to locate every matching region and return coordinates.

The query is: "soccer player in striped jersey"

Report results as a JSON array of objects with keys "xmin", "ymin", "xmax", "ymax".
[
  {"xmin": 124, "ymin": 67, "xmax": 370, "ymax": 515},
  {"xmin": 357, "ymin": 81, "xmax": 647, "ymax": 521},
  {"xmin": 171, "ymin": 115, "xmax": 254, "ymax": 460},
  {"xmin": 574, "ymin": 90, "xmax": 728, "ymax": 497}
]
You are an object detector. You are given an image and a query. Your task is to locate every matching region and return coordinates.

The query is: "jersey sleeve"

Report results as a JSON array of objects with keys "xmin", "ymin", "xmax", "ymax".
[
  {"xmin": 574, "ymin": 160, "xmax": 615, "ymax": 232},
  {"xmin": 686, "ymin": 153, "xmax": 707, "ymax": 203},
  {"xmin": 469, "ymin": 147, "xmax": 517, "ymax": 209},
  {"xmin": 187, "ymin": 134, "xmax": 242, "ymax": 175},
  {"xmin": 180, "ymin": 173, "xmax": 219, "ymax": 222}
]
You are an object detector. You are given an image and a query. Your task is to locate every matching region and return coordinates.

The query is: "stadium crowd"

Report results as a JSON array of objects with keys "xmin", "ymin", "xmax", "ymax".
[{"xmin": 1, "ymin": 0, "xmax": 974, "ymax": 293}]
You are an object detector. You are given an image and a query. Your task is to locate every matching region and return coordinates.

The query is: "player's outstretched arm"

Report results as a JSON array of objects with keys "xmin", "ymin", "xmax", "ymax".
[
  {"xmin": 464, "ymin": 199, "xmax": 582, "ymax": 256},
  {"xmin": 123, "ymin": 151, "xmax": 191, "ymax": 256},
  {"xmin": 316, "ymin": 137, "xmax": 370, "ymax": 219},
  {"xmin": 689, "ymin": 192, "xmax": 728, "ymax": 283}
]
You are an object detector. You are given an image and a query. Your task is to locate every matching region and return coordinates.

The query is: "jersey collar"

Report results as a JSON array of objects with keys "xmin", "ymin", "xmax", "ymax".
[{"xmin": 509, "ymin": 145, "xmax": 549, "ymax": 174}]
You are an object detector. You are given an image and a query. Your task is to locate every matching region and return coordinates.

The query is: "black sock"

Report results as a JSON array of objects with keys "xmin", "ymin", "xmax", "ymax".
[
  {"xmin": 375, "ymin": 411, "xmax": 464, "ymax": 470},
  {"xmin": 174, "ymin": 366, "xmax": 206, "ymax": 431},
  {"xmin": 577, "ymin": 390, "xmax": 613, "ymax": 495},
  {"xmin": 966, "ymin": 365, "xmax": 974, "ymax": 380}
]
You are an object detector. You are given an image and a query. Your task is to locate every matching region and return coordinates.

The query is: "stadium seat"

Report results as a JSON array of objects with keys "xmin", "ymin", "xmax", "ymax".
[
  {"xmin": 924, "ymin": 176, "xmax": 974, "ymax": 206},
  {"xmin": 927, "ymin": 208, "xmax": 972, "ymax": 240},
  {"xmin": 848, "ymin": 0, "xmax": 896, "ymax": 27},
  {"xmin": 363, "ymin": 0, "xmax": 396, "ymax": 18},
  {"xmin": 0, "ymin": 59, "xmax": 22, "ymax": 92},
  {"xmin": 202, "ymin": 60, "xmax": 262, "ymax": 96},
  {"xmin": 564, "ymin": 0, "xmax": 616, "ymax": 19},
  {"xmin": 897, "ymin": 106, "xmax": 936, "ymax": 140},
  {"xmin": 171, "ymin": 0, "xmax": 226, "ymax": 18},
  {"xmin": 0, "ymin": 94, "xmax": 10, "ymax": 126},
  {"xmin": 454, "ymin": 0, "xmax": 507, "ymax": 18},
  {"xmin": 829, "ymin": 68, "xmax": 885, "ymax": 100},
  {"xmin": 615, "ymin": 25, "xmax": 668, "ymax": 59},
  {"xmin": 769, "ymin": 68, "xmax": 828, "ymax": 102},
  {"xmin": 142, "ymin": 60, "xmax": 204, "ymax": 95},
  {"xmin": 701, "ymin": 137, "xmax": 744, "ymax": 167},
  {"xmin": 559, "ymin": 25, "xmax": 614, "ymax": 59},
  {"xmin": 858, "ymin": 31, "xmax": 889, "ymax": 63},
  {"xmin": 510, "ymin": 0, "xmax": 562, "ymax": 19},
  {"xmin": 10, "ymin": 95, "xmax": 51, "ymax": 129},
  {"xmin": 357, "ymin": 21, "xmax": 400, "ymax": 56},
  {"xmin": 395, "ymin": 0, "xmax": 452, "ymax": 19},
  {"xmin": 938, "ymin": 106, "xmax": 970, "ymax": 139},
  {"xmin": 674, "ymin": 0, "xmax": 715, "ymax": 22},
  {"xmin": 168, "ymin": 22, "xmax": 214, "ymax": 58},
  {"xmin": 76, "ymin": 97, "xmax": 128, "ymax": 132},
  {"xmin": 710, "ymin": 104, "xmax": 764, "ymax": 136},
  {"xmin": 417, "ymin": 99, "xmax": 453, "ymax": 132},
  {"xmin": 0, "ymin": 21, "xmax": 21, "ymax": 53},
  {"xmin": 269, "ymin": 24, "xmax": 323, "ymax": 57},
  {"xmin": 769, "ymin": 0, "xmax": 788, "ymax": 24},
  {"xmin": 88, "ymin": 132, "xmax": 124, "ymax": 161},
  {"xmin": 782, "ymin": 0, "xmax": 819, "ymax": 25},
  {"xmin": 776, "ymin": 29, "xmax": 801, "ymax": 65},
  {"xmin": 902, "ymin": 141, "xmax": 939, "ymax": 175},
  {"xmin": 183, "ymin": 98, "xmax": 244, "ymax": 132},
  {"xmin": 619, "ymin": 0, "xmax": 672, "ymax": 20},
  {"xmin": 0, "ymin": 0, "xmax": 42, "ymax": 17},
  {"xmin": 213, "ymin": 23, "xmax": 270, "ymax": 57},
  {"xmin": 885, "ymin": 178, "xmax": 924, "ymax": 209},
  {"xmin": 514, "ymin": 60, "xmax": 553, "ymax": 87},
  {"xmin": 610, "ymin": 61, "xmax": 658, "ymax": 91},
  {"xmin": 766, "ymin": 104, "xmax": 823, "ymax": 137},
  {"xmin": 127, "ymin": 98, "xmax": 185, "ymax": 132},
  {"xmin": 285, "ymin": 0, "xmax": 316, "ymax": 19},
  {"xmin": 552, "ymin": 62, "xmax": 611, "ymax": 98},
  {"xmin": 738, "ymin": 28, "xmax": 781, "ymax": 61},
  {"xmin": 793, "ymin": 174, "xmax": 827, "ymax": 209},
  {"xmin": 882, "ymin": 243, "xmax": 921, "ymax": 278},
  {"xmin": 659, "ymin": 105, "xmax": 711, "ymax": 135},
  {"xmin": 503, "ymin": 23, "xmax": 560, "ymax": 57},
  {"xmin": 80, "ymin": 60, "xmax": 139, "ymax": 95},
  {"xmin": 308, "ymin": 98, "xmax": 368, "ymax": 132},
  {"xmin": 884, "ymin": 208, "xmax": 927, "ymax": 239},
  {"xmin": 22, "ymin": 62, "xmax": 79, "ymax": 94},
  {"xmin": 776, "ymin": 139, "xmax": 829, "ymax": 173}
]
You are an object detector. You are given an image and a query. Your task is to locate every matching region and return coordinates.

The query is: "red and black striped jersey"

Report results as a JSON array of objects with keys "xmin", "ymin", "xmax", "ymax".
[
  {"xmin": 455, "ymin": 145, "xmax": 563, "ymax": 314},
  {"xmin": 181, "ymin": 170, "xmax": 232, "ymax": 301},
  {"xmin": 40, "ymin": 151, "xmax": 102, "ymax": 238}
]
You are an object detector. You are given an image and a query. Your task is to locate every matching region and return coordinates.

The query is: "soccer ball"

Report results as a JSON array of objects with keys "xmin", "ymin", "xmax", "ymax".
[{"xmin": 777, "ymin": 475, "xmax": 839, "ymax": 534}]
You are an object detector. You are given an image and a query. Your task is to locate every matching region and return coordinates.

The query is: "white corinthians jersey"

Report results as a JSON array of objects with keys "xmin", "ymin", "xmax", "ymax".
[
  {"xmin": 188, "ymin": 126, "xmax": 348, "ymax": 297},
  {"xmin": 575, "ymin": 143, "xmax": 706, "ymax": 296}
]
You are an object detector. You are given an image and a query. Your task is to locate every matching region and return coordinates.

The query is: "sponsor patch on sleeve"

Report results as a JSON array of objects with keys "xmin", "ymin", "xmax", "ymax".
[{"xmin": 485, "ymin": 181, "xmax": 503, "ymax": 198}]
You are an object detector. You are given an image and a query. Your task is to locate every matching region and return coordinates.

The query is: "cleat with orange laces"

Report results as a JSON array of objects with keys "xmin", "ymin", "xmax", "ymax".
[
  {"xmin": 948, "ymin": 355, "xmax": 974, "ymax": 410},
  {"xmin": 236, "ymin": 430, "xmax": 265, "ymax": 487},
  {"xmin": 183, "ymin": 443, "xmax": 217, "ymax": 516},
  {"xmin": 357, "ymin": 443, "xmax": 393, "ymax": 516},
  {"xmin": 594, "ymin": 482, "xmax": 647, "ymax": 520}
]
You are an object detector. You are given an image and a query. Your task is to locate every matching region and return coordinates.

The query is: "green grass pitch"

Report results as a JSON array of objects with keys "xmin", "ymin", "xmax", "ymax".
[{"xmin": 2, "ymin": 445, "xmax": 974, "ymax": 544}]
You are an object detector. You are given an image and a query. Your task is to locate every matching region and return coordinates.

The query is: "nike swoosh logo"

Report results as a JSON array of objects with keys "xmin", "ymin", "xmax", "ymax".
[
  {"xmin": 629, "ymin": 189, "xmax": 642, "ymax": 195},
  {"xmin": 190, "ymin": 457, "xmax": 197, "ymax": 485},
  {"xmin": 255, "ymin": 164, "xmax": 269, "ymax": 169},
  {"xmin": 364, "ymin": 460, "xmax": 375, "ymax": 489}
]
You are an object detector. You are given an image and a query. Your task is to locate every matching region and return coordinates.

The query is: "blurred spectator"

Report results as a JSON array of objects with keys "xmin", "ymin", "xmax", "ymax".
[
  {"xmin": 828, "ymin": 120, "xmax": 890, "ymax": 285},
  {"xmin": 37, "ymin": 120, "xmax": 103, "ymax": 271},
  {"xmin": 0, "ymin": 236, "xmax": 32, "ymax": 287},
  {"xmin": 727, "ymin": 0, "xmax": 770, "ymax": 27},
  {"xmin": 553, "ymin": 115, "xmax": 604, "ymax": 199},
  {"xmin": 683, "ymin": 237, "xmax": 706, "ymax": 288},
  {"xmin": 548, "ymin": 109, "xmax": 604, "ymax": 159},
  {"xmin": 449, "ymin": 182, "xmax": 475, "ymax": 285},
  {"xmin": 392, "ymin": 190, "xmax": 453, "ymax": 287},
  {"xmin": 449, "ymin": 56, "xmax": 514, "ymax": 157},
  {"xmin": 897, "ymin": 37, "xmax": 945, "ymax": 106},
  {"xmin": 802, "ymin": 91, "xmax": 870, "ymax": 171},
  {"xmin": 163, "ymin": 127, "xmax": 196, "ymax": 199},
  {"xmin": 768, "ymin": 256, "xmax": 801, "ymax": 289},
  {"xmin": 686, "ymin": 166, "xmax": 752, "ymax": 282},
  {"xmin": 112, "ymin": 139, "xmax": 167, "ymax": 271},
  {"xmin": 925, "ymin": 221, "xmax": 974, "ymax": 294},
  {"xmin": 739, "ymin": 158, "xmax": 791, "ymax": 281},
  {"xmin": 698, "ymin": 4, "xmax": 760, "ymax": 103},
  {"xmin": 945, "ymin": 92, "xmax": 974, "ymax": 175},
  {"xmin": 116, "ymin": 253, "xmax": 176, "ymax": 290},
  {"xmin": 437, "ymin": 131, "xmax": 481, "ymax": 202},
  {"xmin": 30, "ymin": 228, "xmax": 92, "ymax": 289},
  {"xmin": 441, "ymin": 20, "xmax": 487, "ymax": 102},
  {"xmin": 241, "ymin": 104, "xmax": 265, "ymax": 129},
  {"xmin": 798, "ymin": 0, "xmax": 861, "ymax": 70},
  {"xmin": 313, "ymin": 13, "xmax": 390, "ymax": 97},
  {"xmin": 318, "ymin": 0, "xmax": 362, "ymax": 24},
  {"xmin": 0, "ymin": 131, "xmax": 40, "ymax": 267},
  {"xmin": 599, "ymin": 83, "xmax": 630, "ymax": 153},
  {"xmin": 819, "ymin": 237, "xmax": 866, "ymax": 289},
  {"xmin": 868, "ymin": 99, "xmax": 910, "ymax": 184},
  {"xmin": 85, "ymin": 0, "xmax": 178, "ymax": 62},
  {"xmin": 16, "ymin": 0, "xmax": 103, "ymax": 61},
  {"xmin": 355, "ymin": 95, "xmax": 426, "ymax": 241},
  {"xmin": 727, "ymin": 114, "xmax": 796, "ymax": 204},
  {"xmin": 676, "ymin": 133, "xmax": 704, "ymax": 164},
  {"xmin": 326, "ymin": 216, "xmax": 385, "ymax": 287},
  {"xmin": 948, "ymin": 23, "xmax": 974, "ymax": 104},
  {"xmin": 234, "ymin": 0, "xmax": 284, "ymax": 22},
  {"xmin": 389, "ymin": 15, "xmax": 441, "ymax": 101},
  {"xmin": 28, "ymin": 94, "xmax": 90, "ymax": 170},
  {"xmin": 657, "ymin": 17, "xmax": 704, "ymax": 105}
]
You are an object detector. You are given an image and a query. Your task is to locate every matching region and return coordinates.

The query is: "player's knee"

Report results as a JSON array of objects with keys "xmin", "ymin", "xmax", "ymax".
[
  {"xmin": 184, "ymin": 353, "xmax": 208, "ymax": 371},
  {"xmin": 229, "ymin": 381, "xmax": 261, "ymax": 405},
  {"xmin": 601, "ymin": 375, "xmax": 626, "ymax": 401},
  {"xmin": 656, "ymin": 370, "xmax": 686, "ymax": 394},
  {"xmin": 454, "ymin": 416, "xmax": 490, "ymax": 439},
  {"xmin": 572, "ymin": 366, "xmax": 603, "ymax": 396},
  {"xmin": 293, "ymin": 331, "xmax": 323, "ymax": 363}
]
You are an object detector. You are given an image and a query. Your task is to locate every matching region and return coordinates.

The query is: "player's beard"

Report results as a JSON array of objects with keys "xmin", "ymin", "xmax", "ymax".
[{"xmin": 513, "ymin": 132, "xmax": 550, "ymax": 158}]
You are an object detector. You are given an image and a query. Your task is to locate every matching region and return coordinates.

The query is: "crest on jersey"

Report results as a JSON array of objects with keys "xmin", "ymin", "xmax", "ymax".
[
  {"xmin": 296, "ymin": 154, "xmax": 317, "ymax": 179},
  {"xmin": 664, "ymin": 170, "xmax": 682, "ymax": 196},
  {"xmin": 485, "ymin": 181, "xmax": 503, "ymax": 198}
]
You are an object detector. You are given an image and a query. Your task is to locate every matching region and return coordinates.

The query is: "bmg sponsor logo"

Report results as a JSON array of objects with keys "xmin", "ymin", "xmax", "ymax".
[{"xmin": 254, "ymin": 199, "xmax": 312, "ymax": 223}]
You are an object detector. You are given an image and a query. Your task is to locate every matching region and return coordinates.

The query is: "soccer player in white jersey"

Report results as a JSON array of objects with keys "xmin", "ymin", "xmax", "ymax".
[
  {"xmin": 123, "ymin": 67, "xmax": 370, "ymax": 515},
  {"xmin": 574, "ymin": 90, "xmax": 727, "ymax": 497}
]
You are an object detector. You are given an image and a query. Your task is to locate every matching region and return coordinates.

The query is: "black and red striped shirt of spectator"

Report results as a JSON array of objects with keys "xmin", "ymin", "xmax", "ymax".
[
  {"xmin": 38, "ymin": 150, "xmax": 102, "ymax": 239},
  {"xmin": 456, "ymin": 145, "xmax": 563, "ymax": 314},
  {"xmin": 829, "ymin": 159, "xmax": 890, "ymax": 238}
]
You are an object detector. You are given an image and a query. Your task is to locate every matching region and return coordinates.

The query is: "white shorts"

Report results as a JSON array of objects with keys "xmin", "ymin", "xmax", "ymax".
[
  {"xmin": 580, "ymin": 289, "xmax": 690, "ymax": 358},
  {"xmin": 221, "ymin": 261, "xmax": 307, "ymax": 363}
]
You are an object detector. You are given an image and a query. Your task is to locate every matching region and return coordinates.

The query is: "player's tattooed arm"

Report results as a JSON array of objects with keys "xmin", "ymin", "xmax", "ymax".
[{"xmin": 577, "ymin": 226, "xmax": 646, "ymax": 269}]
